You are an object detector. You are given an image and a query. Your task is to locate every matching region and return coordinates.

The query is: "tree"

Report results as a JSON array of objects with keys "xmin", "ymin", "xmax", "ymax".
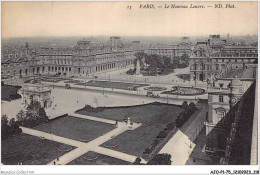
[
  {"xmin": 143, "ymin": 148, "xmax": 151, "ymax": 155},
  {"xmin": 166, "ymin": 122, "xmax": 175, "ymax": 130},
  {"xmin": 39, "ymin": 107, "xmax": 47, "ymax": 119},
  {"xmin": 1, "ymin": 115, "xmax": 22, "ymax": 140},
  {"xmin": 147, "ymin": 154, "xmax": 172, "ymax": 165},
  {"xmin": 126, "ymin": 68, "xmax": 136, "ymax": 75},
  {"xmin": 1, "ymin": 114, "xmax": 9, "ymax": 126},
  {"xmin": 181, "ymin": 101, "xmax": 189, "ymax": 110},
  {"xmin": 16, "ymin": 110, "xmax": 26, "ymax": 125},
  {"xmin": 134, "ymin": 52, "xmax": 147, "ymax": 60},
  {"xmin": 157, "ymin": 130, "xmax": 167, "ymax": 139},
  {"xmin": 9, "ymin": 118, "xmax": 22, "ymax": 135},
  {"xmin": 134, "ymin": 52, "xmax": 147, "ymax": 68},
  {"xmin": 133, "ymin": 157, "xmax": 142, "ymax": 165},
  {"xmin": 9, "ymin": 118, "xmax": 16, "ymax": 126},
  {"xmin": 188, "ymin": 102, "xmax": 197, "ymax": 113},
  {"xmin": 20, "ymin": 100, "xmax": 49, "ymax": 128},
  {"xmin": 181, "ymin": 53, "xmax": 189, "ymax": 62},
  {"xmin": 1, "ymin": 115, "xmax": 10, "ymax": 139},
  {"xmin": 163, "ymin": 57, "xmax": 172, "ymax": 70}
]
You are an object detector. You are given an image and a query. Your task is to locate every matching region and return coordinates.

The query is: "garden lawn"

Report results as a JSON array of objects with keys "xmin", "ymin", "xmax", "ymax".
[
  {"xmin": 1, "ymin": 85, "xmax": 21, "ymax": 101},
  {"xmin": 77, "ymin": 103, "xmax": 184, "ymax": 157},
  {"xmin": 176, "ymin": 74, "xmax": 190, "ymax": 81},
  {"xmin": 1, "ymin": 133, "xmax": 74, "ymax": 165},
  {"xmin": 76, "ymin": 80, "xmax": 149, "ymax": 91},
  {"xmin": 68, "ymin": 151, "xmax": 130, "ymax": 165},
  {"xmin": 35, "ymin": 116, "xmax": 114, "ymax": 142}
]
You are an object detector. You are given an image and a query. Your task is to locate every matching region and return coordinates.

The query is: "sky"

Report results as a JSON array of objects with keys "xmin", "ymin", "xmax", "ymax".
[{"xmin": 1, "ymin": 1, "xmax": 258, "ymax": 39}]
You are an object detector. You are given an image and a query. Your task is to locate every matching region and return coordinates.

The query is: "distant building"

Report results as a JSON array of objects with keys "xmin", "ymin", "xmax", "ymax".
[
  {"xmin": 1, "ymin": 37, "xmax": 145, "ymax": 79},
  {"xmin": 146, "ymin": 36, "xmax": 192, "ymax": 59},
  {"xmin": 190, "ymin": 35, "xmax": 258, "ymax": 82}
]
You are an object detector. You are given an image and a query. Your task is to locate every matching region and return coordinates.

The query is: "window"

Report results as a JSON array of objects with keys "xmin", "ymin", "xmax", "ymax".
[
  {"xmin": 219, "ymin": 95, "xmax": 224, "ymax": 102},
  {"xmin": 216, "ymin": 64, "xmax": 219, "ymax": 70},
  {"xmin": 219, "ymin": 111, "xmax": 225, "ymax": 118}
]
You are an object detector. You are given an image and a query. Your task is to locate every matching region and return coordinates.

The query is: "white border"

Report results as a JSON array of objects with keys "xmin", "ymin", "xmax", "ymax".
[{"xmin": 0, "ymin": 0, "xmax": 259, "ymax": 174}]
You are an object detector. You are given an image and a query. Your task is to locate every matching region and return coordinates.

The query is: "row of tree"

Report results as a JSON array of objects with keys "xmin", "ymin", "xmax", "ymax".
[
  {"xmin": 143, "ymin": 117, "xmax": 178, "ymax": 156},
  {"xmin": 175, "ymin": 101, "xmax": 198, "ymax": 128},
  {"xmin": 130, "ymin": 52, "xmax": 190, "ymax": 76},
  {"xmin": 134, "ymin": 102, "xmax": 197, "ymax": 165},
  {"xmin": 1, "ymin": 101, "xmax": 48, "ymax": 140}
]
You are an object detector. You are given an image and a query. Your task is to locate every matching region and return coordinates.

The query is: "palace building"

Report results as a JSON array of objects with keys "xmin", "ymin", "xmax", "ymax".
[
  {"xmin": 190, "ymin": 35, "xmax": 258, "ymax": 82},
  {"xmin": 1, "ymin": 37, "xmax": 144, "ymax": 79},
  {"xmin": 146, "ymin": 37, "xmax": 192, "ymax": 59},
  {"xmin": 205, "ymin": 78, "xmax": 257, "ymax": 165},
  {"xmin": 205, "ymin": 59, "xmax": 257, "ymax": 159}
]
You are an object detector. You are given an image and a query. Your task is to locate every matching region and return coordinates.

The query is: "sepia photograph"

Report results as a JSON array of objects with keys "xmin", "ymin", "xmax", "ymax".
[{"xmin": 0, "ymin": 1, "xmax": 258, "ymax": 174}]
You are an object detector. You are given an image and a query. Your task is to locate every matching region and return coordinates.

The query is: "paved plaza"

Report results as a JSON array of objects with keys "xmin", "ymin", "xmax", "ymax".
[
  {"xmin": 3, "ymin": 82, "xmax": 205, "ymax": 120},
  {"xmin": 2, "ymin": 67, "xmax": 209, "ymax": 165},
  {"xmin": 89, "ymin": 66, "xmax": 191, "ymax": 84}
]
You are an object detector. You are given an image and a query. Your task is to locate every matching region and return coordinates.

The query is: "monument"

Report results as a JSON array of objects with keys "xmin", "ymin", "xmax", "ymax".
[
  {"xmin": 135, "ymin": 60, "xmax": 141, "ymax": 75},
  {"xmin": 21, "ymin": 84, "xmax": 52, "ymax": 108},
  {"xmin": 134, "ymin": 60, "xmax": 143, "ymax": 78}
]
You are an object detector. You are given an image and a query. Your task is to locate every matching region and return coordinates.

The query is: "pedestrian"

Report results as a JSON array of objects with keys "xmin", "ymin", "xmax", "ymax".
[{"xmin": 54, "ymin": 161, "xmax": 56, "ymax": 165}]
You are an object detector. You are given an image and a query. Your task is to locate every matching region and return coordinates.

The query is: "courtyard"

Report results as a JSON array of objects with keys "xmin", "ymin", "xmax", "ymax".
[
  {"xmin": 76, "ymin": 102, "xmax": 184, "ymax": 157},
  {"xmin": 1, "ymin": 67, "xmax": 207, "ymax": 165},
  {"xmin": 91, "ymin": 66, "xmax": 191, "ymax": 84}
]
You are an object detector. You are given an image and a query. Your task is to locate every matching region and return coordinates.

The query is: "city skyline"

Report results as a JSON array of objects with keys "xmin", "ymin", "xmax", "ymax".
[{"xmin": 2, "ymin": 1, "xmax": 258, "ymax": 39}]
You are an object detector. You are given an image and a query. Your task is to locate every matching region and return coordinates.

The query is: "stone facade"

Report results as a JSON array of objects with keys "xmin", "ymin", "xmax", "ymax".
[
  {"xmin": 190, "ymin": 35, "xmax": 258, "ymax": 82},
  {"xmin": 205, "ymin": 77, "xmax": 254, "ymax": 155},
  {"xmin": 146, "ymin": 43, "xmax": 191, "ymax": 59},
  {"xmin": 146, "ymin": 37, "xmax": 192, "ymax": 59},
  {"xmin": 1, "ymin": 37, "xmax": 142, "ymax": 79},
  {"xmin": 21, "ymin": 84, "xmax": 52, "ymax": 108}
]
